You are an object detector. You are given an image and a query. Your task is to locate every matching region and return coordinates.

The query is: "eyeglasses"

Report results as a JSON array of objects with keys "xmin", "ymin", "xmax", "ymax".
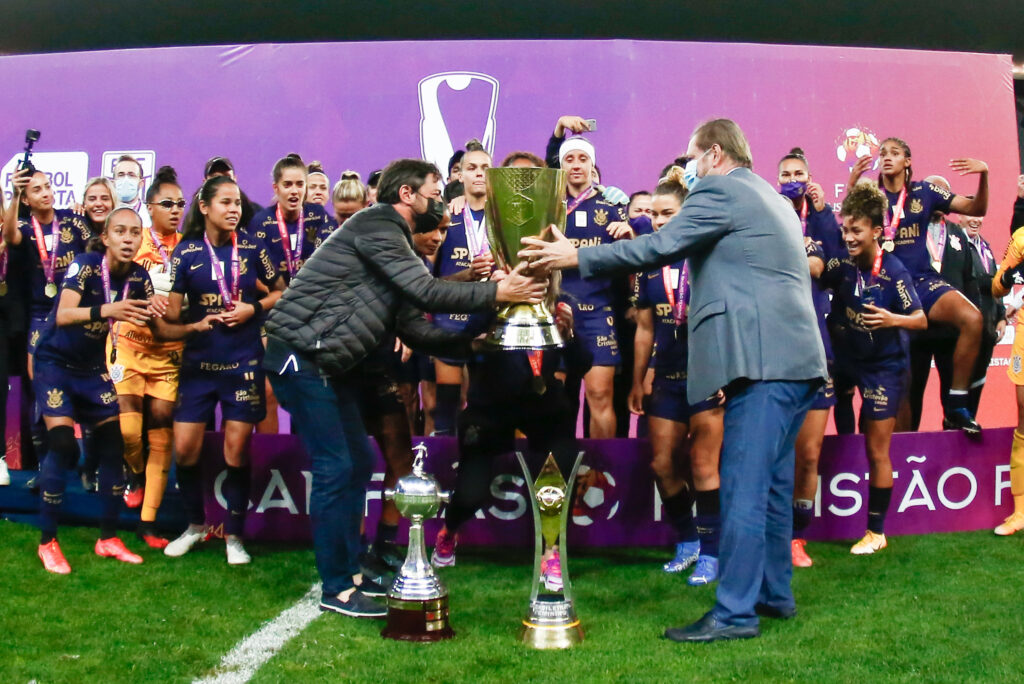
[{"xmin": 150, "ymin": 199, "xmax": 186, "ymax": 209}]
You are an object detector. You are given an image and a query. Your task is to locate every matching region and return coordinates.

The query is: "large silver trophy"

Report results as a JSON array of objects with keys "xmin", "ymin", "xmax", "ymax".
[
  {"xmin": 484, "ymin": 166, "xmax": 567, "ymax": 350},
  {"xmin": 517, "ymin": 451, "xmax": 585, "ymax": 649},
  {"xmin": 381, "ymin": 444, "xmax": 454, "ymax": 642}
]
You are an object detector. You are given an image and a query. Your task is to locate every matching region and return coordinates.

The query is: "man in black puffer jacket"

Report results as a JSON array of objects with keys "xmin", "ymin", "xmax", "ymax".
[{"xmin": 264, "ymin": 158, "xmax": 546, "ymax": 619}]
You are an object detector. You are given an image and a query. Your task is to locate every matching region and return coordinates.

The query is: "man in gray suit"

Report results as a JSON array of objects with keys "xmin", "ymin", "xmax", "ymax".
[{"xmin": 523, "ymin": 119, "xmax": 828, "ymax": 642}]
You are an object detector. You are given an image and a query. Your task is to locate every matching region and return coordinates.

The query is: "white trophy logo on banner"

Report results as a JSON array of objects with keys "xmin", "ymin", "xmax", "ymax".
[
  {"xmin": 2, "ymin": 152, "xmax": 90, "ymax": 209},
  {"xmin": 102, "ymin": 150, "xmax": 157, "ymax": 227},
  {"xmin": 418, "ymin": 72, "xmax": 498, "ymax": 181}
]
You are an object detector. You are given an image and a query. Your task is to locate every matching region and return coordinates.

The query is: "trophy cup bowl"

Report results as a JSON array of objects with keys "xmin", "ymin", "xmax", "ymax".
[
  {"xmin": 381, "ymin": 445, "xmax": 454, "ymax": 642},
  {"xmin": 484, "ymin": 166, "xmax": 567, "ymax": 350}
]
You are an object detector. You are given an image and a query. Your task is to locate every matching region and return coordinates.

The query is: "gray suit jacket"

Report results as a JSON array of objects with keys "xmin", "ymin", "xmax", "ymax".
[{"xmin": 578, "ymin": 167, "xmax": 828, "ymax": 402}]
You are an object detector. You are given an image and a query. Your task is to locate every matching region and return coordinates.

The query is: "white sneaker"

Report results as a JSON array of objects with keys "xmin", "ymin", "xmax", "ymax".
[
  {"xmin": 0, "ymin": 457, "xmax": 9, "ymax": 486},
  {"xmin": 226, "ymin": 535, "xmax": 251, "ymax": 565},
  {"xmin": 164, "ymin": 524, "xmax": 205, "ymax": 557}
]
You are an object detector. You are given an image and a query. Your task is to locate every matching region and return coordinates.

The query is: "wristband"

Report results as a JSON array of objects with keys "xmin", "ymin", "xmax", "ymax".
[
  {"xmin": 90, "ymin": 305, "xmax": 103, "ymax": 322},
  {"xmin": 1001, "ymin": 268, "xmax": 1016, "ymax": 289}
]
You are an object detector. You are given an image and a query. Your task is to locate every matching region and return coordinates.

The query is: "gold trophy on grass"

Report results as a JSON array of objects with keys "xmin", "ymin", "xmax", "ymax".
[
  {"xmin": 484, "ymin": 166, "xmax": 567, "ymax": 350},
  {"xmin": 516, "ymin": 451, "xmax": 585, "ymax": 649},
  {"xmin": 381, "ymin": 444, "xmax": 454, "ymax": 642}
]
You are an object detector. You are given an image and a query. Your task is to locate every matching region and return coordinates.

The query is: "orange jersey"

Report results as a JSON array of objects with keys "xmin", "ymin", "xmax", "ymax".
[{"xmin": 118, "ymin": 228, "xmax": 184, "ymax": 353}]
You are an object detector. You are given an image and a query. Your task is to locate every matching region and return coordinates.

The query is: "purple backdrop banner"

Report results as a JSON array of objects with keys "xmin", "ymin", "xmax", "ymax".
[{"xmin": 198, "ymin": 430, "xmax": 1016, "ymax": 546}]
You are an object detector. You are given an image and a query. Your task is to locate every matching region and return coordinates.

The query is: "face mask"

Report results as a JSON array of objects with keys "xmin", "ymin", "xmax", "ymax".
[
  {"xmin": 682, "ymin": 149, "xmax": 712, "ymax": 192},
  {"xmin": 413, "ymin": 197, "xmax": 447, "ymax": 233},
  {"xmin": 779, "ymin": 181, "xmax": 807, "ymax": 200},
  {"xmin": 115, "ymin": 177, "xmax": 139, "ymax": 204}
]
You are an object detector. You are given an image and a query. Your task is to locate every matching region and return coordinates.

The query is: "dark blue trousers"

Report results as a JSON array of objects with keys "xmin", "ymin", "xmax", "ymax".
[{"xmin": 712, "ymin": 380, "xmax": 816, "ymax": 625}]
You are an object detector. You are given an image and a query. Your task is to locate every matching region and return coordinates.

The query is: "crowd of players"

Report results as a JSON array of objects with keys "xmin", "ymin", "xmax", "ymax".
[{"xmin": 0, "ymin": 114, "xmax": 1020, "ymax": 600}]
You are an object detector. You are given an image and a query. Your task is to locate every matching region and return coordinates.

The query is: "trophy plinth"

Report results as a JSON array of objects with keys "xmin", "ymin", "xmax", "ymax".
[
  {"xmin": 381, "ymin": 444, "xmax": 454, "ymax": 642},
  {"xmin": 485, "ymin": 167, "xmax": 568, "ymax": 351},
  {"xmin": 517, "ymin": 452, "xmax": 585, "ymax": 649}
]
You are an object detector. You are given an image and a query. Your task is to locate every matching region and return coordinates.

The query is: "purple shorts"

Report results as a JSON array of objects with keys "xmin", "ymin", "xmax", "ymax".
[
  {"xmin": 913, "ymin": 274, "xmax": 958, "ymax": 315},
  {"xmin": 34, "ymin": 359, "xmax": 120, "ymax": 424},
  {"xmin": 647, "ymin": 373, "xmax": 719, "ymax": 422},
  {"xmin": 175, "ymin": 364, "xmax": 266, "ymax": 424},
  {"xmin": 572, "ymin": 305, "xmax": 619, "ymax": 367}
]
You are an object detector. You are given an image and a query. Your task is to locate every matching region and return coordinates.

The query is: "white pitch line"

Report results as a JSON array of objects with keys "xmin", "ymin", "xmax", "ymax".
[{"xmin": 193, "ymin": 582, "xmax": 322, "ymax": 684}]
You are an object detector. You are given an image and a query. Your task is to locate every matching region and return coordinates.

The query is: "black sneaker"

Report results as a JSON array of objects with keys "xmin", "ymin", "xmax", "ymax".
[
  {"xmin": 356, "ymin": 575, "xmax": 389, "ymax": 598},
  {"xmin": 374, "ymin": 540, "xmax": 405, "ymax": 572},
  {"xmin": 319, "ymin": 590, "xmax": 387, "ymax": 618},
  {"xmin": 942, "ymin": 408, "xmax": 981, "ymax": 438},
  {"xmin": 359, "ymin": 548, "xmax": 397, "ymax": 584}
]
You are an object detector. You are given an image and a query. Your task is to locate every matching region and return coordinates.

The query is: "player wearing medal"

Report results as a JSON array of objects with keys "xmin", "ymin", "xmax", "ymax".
[
  {"xmin": 848, "ymin": 138, "xmax": 987, "ymax": 435},
  {"xmin": 431, "ymin": 140, "xmax": 495, "ymax": 436},
  {"xmin": 777, "ymin": 148, "xmax": 840, "ymax": 568},
  {"xmin": 990, "ymin": 203, "xmax": 1024, "ymax": 536},
  {"xmin": 822, "ymin": 183, "xmax": 926, "ymax": 555},
  {"xmin": 111, "ymin": 166, "xmax": 186, "ymax": 546},
  {"xmin": 628, "ymin": 168, "xmax": 724, "ymax": 584},
  {"xmin": 248, "ymin": 154, "xmax": 334, "ymax": 284},
  {"xmin": 557, "ymin": 136, "xmax": 631, "ymax": 438},
  {"xmin": 163, "ymin": 175, "xmax": 285, "ymax": 565},
  {"xmin": 32, "ymin": 207, "xmax": 156, "ymax": 573}
]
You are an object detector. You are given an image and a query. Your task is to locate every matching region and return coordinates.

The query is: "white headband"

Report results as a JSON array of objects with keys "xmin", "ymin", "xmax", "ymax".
[{"xmin": 559, "ymin": 137, "xmax": 596, "ymax": 166}]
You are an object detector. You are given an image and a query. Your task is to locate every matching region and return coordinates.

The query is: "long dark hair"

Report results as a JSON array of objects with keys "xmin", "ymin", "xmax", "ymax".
[
  {"xmin": 879, "ymin": 137, "xmax": 913, "ymax": 187},
  {"xmin": 183, "ymin": 176, "xmax": 238, "ymax": 239},
  {"xmin": 778, "ymin": 147, "xmax": 808, "ymax": 171}
]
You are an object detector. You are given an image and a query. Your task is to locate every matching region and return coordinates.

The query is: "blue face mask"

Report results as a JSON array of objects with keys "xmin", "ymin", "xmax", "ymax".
[
  {"xmin": 779, "ymin": 181, "xmax": 807, "ymax": 200},
  {"xmin": 115, "ymin": 177, "xmax": 139, "ymax": 204},
  {"xmin": 683, "ymin": 149, "xmax": 711, "ymax": 192}
]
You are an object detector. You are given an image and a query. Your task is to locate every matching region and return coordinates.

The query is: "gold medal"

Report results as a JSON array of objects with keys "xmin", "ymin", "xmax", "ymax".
[
  {"xmin": 44, "ymin": 282, "xmax": 57, "ymax": 298},
  {"xmin": 882, "ymin": 240, "xmax": 894, "ymax": 253},
  {"xmin": 0, "ymin": 282, "xmax": 8, "ymax": 296}
]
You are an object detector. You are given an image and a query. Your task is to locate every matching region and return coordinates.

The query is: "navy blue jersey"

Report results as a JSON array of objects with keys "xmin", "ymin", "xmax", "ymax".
[
  {"xmin": 248, "ymin": 203, "xmax": 333, "ymax": 283},
  {"xmin": 803, "ymin": 201, "xmax": 844, "ymax": 262},
  {"xmin": 805, "ymin": 240, "xmax": 833, "ymax": 360},
  {"xmin": 884, "ymin": 181, "xmax": 955, "ymax": 278},
  {"xmin": 433, "ymin": 206, "xmax": 490, "ymax": 334},
  {"xmin": 170, "ymin": 233, "xmax": 278, "ymax": 369},
  {"xmin": 561, "ymin": 191, "xmax": 628, "ymax": 307},
  {"xmin": 634, "ymin": 262, "xmax": 687, "ymax": 376},
  {"xmin": 36, "ymin": 252, "xmax": 153, "ymax": 371},
  {"xmin": 466, "ymin": 348, "xmax": 564, "ymax": 405},
  {"xmin": 822, "ymin": 251, "xmax": 921, "ymax": 363},
  {"xmin": 18, "ymin": 209, "xmax": 92, "ymax": 319}
]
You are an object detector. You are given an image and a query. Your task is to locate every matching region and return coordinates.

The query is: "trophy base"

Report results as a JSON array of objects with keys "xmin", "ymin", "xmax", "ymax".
[
  {"xmin": 520, "ymin": 597, "xmax": 583, "ymax": 650},
  {"xmin": 485, "ymin": 303, "xmax": 564, "ymax": 350},
  {"xmin": 381, "ymin": 595, "xmax": 455, "ymax": 642}
]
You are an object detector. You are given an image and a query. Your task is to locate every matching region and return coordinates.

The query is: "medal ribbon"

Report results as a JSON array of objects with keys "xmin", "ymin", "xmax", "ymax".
[
  {"xmin": 204, "ymin": 231, "xmax": 239, "ymax": 310},
  {"xmin": 857, "ymin": 247, "xmax": 885, "ymax": 299},
  {"xmin": 925, "ymin": 222, "xmax": 946, "ymax": 269},
  {"xmin": 799, "ymin": 198, "xmax": 809, "ymax": 236},
  {"xmin": 565, "ymin": 187, "xmax": 595, "ymax": 216},
  {"xmin": 462, "ymin": 206, "xmax": 489, "ymax": 257},
  {"xmin": 0, "ymin": 248, "xmax": 8, "ymax": 285},
  {"xmin": 662, "ymin": 264, "xmax": 689, "ymax": 325},
  {"xmin": 527, "ymin": 350, "xmax": 544, "ymax": 379},
  {"xmin": 31, "ymin": 215, "xmax": 61, "ymax": 288},
  {"xmin": 275, "ymin": 205, "xmax": 304, "ymax": 276},
  {"xmin": 882, "ymin": 186, "xmax": 908, "ymax": 243},
  {"xmin": 148, "ymin": 224, "xmax": 171, "ymax": 273},
  {"xmin": 101, "ymin": 255, "xmax": 132, "ymax": 363}
]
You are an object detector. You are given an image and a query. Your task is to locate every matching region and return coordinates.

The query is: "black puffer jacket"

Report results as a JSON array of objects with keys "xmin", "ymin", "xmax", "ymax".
[{"xmin": 265, "ymin": 203, "xmax": 497, "ymax": 376}]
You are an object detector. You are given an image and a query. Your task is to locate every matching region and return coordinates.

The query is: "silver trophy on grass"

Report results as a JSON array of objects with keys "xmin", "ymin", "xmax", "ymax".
[
  {"xmin": 517, "ymin": 451, "xmax": 585, "ymax": 649},
  {"xmin": 381, "ymin": 444, "xmax": 454, "ymax": 642}
]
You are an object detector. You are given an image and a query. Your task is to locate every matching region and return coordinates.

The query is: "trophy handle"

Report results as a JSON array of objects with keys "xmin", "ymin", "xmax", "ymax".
[
  {"xmin": 559, "ymin": 451, "xmax": 585, "ymax": 601},
  {"xmin": 515, "ymin": 451, "xmax": 544, "ymax": 605}
]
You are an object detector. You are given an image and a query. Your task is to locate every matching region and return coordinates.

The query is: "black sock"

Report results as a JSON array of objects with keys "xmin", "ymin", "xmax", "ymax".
[
  {"xmin": 175, "ymin": 464, "xmax": 205, "ymax": 526},
  {"xmin": 661, "ymin": 487, "xmax": 697, "ymax": 543},
  {"xmin": 694, "ymin": 488, "xmax": 721, "ymax": 558},
  {"xmin": 98, "ymin": 460, "xmax": 122, "ymax": 540},
  {"xmin": 867, "ymin": 486, "xmax": 893, "ymax": 535},
  {"xmin": 432, "ymin": 384, "xmax": 461, "ymax": 436},
  {"xmin": 222, "ymin": 465, "xmax": 251, "ymax": 537},
  {"xmin": 39, "ymin": 450, "xmax": 65, "ymax": 544},
  {"xmin": 792, "ymin": 498, "xmax": 814, "ymax": 536},
  {"xmin": 946, "ymin": 389, "xmax": 969, "ymax": 413},
  {"xmin": 376, "ymin": 520, "xmax": 398, "ymax": 545}
]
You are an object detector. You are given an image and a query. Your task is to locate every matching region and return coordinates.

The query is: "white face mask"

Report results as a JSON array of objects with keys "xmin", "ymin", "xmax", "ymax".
[{"xmin": 115, "ymin": 177, "xmax": 139, "ymax": 204}]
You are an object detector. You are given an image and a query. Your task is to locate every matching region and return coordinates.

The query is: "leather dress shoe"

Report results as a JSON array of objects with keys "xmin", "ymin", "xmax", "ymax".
[
  {"xmin": 664, "ymin": 612, "xmax": 760, "ymax": 643},
  {"xmin": 755, "ymin": 602, "xmax": 797, "ymax": 619}
]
